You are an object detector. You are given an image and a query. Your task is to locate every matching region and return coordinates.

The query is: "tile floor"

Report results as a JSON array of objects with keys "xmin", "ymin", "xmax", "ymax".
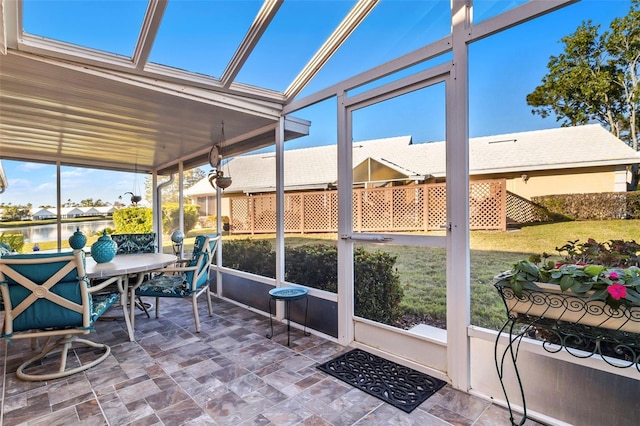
[{"xmin": 1, "ymin": 296, "xmax": 535, "ymax": 425}]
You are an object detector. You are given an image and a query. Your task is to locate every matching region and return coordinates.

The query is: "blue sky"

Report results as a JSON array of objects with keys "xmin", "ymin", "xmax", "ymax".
[{"xmin": 0, "ymin": 0, "xmax": 632, "ymax": 208}]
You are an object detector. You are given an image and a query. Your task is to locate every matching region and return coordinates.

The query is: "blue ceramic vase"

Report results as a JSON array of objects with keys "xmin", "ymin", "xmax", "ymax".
[
  {"xmin": 68, "ymin": 227, "xmax": 87, "ymax": 249},
  {"xmin": 91, "ymin": 230, "xmax": 117, "ymax": 263}
]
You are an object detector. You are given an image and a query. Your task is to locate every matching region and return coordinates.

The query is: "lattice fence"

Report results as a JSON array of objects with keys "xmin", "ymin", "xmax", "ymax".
[
  {"xmin": 228, "ymin": 180, "xmax": 507, "ymax": 234},
  {"xmin": 506, "ymin": 191, "xmax": 550, "ymax": 224}
]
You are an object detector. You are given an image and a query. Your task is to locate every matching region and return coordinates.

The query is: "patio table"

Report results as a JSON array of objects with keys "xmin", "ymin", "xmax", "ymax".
[{"xmin": 86, "ymin": 253, "xmax": 176, "ymax": 341}]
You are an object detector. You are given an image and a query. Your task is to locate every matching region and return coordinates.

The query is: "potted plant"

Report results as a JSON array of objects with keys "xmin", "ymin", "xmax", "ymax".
[{"xmin": 494, "ymin": 238, "xmax": 640, "ymax": 333}]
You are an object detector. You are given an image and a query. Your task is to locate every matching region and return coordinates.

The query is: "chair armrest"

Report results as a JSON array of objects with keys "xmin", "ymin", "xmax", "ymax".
[{"xmin": 88, "ymin": 276, "xmax": 123, "ymax": 294}]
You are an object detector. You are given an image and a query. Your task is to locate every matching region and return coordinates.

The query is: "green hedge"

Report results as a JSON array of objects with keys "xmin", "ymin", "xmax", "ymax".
[
  {"xmin": 533, "ymin": 191, "xmax": 640, "ymax": 221},
  {"xmin": 221, "ymin": 239, "xmax": 403, "ymax": 325},
  {"xmin": 112, "ymin": 207, "xmax": 153, "ymax": 233}
]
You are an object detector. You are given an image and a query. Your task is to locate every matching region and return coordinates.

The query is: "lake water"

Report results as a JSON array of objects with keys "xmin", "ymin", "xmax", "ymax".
[{"xmin": 0, "ymin": 220, "xmax": 114, "ymax": 243}]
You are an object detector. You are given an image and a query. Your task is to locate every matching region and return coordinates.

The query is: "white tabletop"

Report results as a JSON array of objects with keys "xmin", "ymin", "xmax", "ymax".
[{"xmin": 86, "ymin": 253, "xmax": 177, "ymax": 279}]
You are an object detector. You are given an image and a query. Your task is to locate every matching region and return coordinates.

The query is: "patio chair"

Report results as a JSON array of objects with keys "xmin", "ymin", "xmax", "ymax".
[
  {"xmin": 0, "ymin": 250, "xmax": 121, "ymax": 381},
  {"xmin": 131, "ymin": 234, "xmax": 221, "ymax": 333}
]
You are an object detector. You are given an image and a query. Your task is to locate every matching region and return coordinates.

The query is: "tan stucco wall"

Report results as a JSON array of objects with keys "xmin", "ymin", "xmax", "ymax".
[{"xmin": 472, "ymin": 166, "xmax": 629, "ymax": 200}]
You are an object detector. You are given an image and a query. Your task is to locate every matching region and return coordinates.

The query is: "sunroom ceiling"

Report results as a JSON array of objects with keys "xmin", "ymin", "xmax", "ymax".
[{"xmin": 0, "ymin": 0, "xmax": 378, "ymax": 175}]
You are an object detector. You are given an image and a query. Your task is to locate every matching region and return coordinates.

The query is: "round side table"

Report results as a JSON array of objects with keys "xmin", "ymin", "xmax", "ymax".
[{"xmin": 266, "ymin": 287, "xmax": 309, "ymax": 346}]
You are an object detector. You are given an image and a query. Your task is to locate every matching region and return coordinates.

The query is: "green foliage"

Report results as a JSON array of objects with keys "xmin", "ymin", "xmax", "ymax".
[
  {"xmin": 496, "ymin": 238, "xmax": 640, "ymax": 309},
  {"xmin": 0, "ymin": 232, "xmax": 25, "ymax": 252},
  {"xmin": 526, "ymin": 0, "xmax": 640, "ymax": 184},
  {"xmin": 222, "ymin": 241, "xmax": 404, "ymax": 325},
  {"xmin": 145, "ymin": 168, "xmax": 206, "ymax": 204},
  {"xmin": 161, "ymin": 203, "xmax": 199, "ymax": 235},
  {"xmin": 285, "ymin": 244, "xmax": 338, "ymax": 292},
  {"xmin": 533, "ymin": 192, "xmax": 637, "ymax": 221},
  {"xmin": 0, "ymin": 204, "xmax": 31, "ymax": 221},
  {"xmin": 112, "ymin": 207, "xmax": 153, "ymax": 234},
  {"xmin": 353, "ymin": 247, "xmax": 404, "ymax": 324},
  {"xmin": 554, "ymin": 238, "xmax": 640, "ymax": 267},
  {"xmin": 222, "ymin": 239, "xmax": 276, "ymax": 277}
]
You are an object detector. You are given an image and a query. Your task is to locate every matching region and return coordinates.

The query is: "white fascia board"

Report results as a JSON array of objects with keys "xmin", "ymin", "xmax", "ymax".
[
  {"xmin": 11, "ymin": 52, "xmax": 284, "ymax": 120},
  {"xmin": 470, "ymin": 159, "xmax": 640, "ymax": 176},
  {"xmin": 16, "ymin": 36, "xmax": 286, "ymax": 105}
]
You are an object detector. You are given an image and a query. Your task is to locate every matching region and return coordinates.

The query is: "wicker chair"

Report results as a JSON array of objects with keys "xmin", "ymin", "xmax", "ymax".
[{"xmin": 0, "ymin": 250, "xmax": 121, "ymax": 381}]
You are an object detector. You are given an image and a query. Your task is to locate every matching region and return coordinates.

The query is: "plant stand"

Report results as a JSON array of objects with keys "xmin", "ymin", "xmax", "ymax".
[{"xmin": 494, "ymin": 284, "xmax": 640, "ymax": 426}]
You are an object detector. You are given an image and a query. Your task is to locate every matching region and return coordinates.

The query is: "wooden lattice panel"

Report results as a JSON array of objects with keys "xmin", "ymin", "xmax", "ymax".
[
  {"xmin": 506, "ymin": 191, "xmax": 548, "ymax": 224},
  {"xmin": 358, "ymin": 188, "xmax": 393, "ymax": 232},
  {"xmin": 300, "ymin": 192, "xmax": 337, "ymax": 232},
  {"xmin": 229, "ymin": 198, "xmax": 252, "ymax": 232},
  {"xmin": 284, "ymin": 194, "xmax": 302, "ymax": 232},
  {"xmin": 253, "ymin": 195, "xmax": 277, "ymax": 233},
  {"xmin": 226, "ymin": 180, "xmax": 506, "ymax": 234},
  {"xmin": 392, "ymin": 186, "xmax": 424, "ymax": 230},
  {"xmin": 426, "ymin": 184, "xmax": 447, "ymax": 230},
  {"xmin": 470, "ymin": 181, "xmax": 504, "ymax": 230}
]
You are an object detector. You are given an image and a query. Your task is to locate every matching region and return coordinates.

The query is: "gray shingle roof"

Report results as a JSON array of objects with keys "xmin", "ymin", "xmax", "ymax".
[{"xmin": 187, "ymin": 124, "xmax": 640, "ymax": 195}]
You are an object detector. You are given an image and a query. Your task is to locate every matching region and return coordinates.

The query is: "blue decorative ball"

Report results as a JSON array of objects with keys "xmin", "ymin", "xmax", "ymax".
[
  {"xmin": 91, "ymin": 231, "xmax": 117, "ymax": 263},
  {"xmin": 68, "ymin": 227, "xmax": 87, "ymax": 249},
  {"xmin": 171, "ymin": 230, "xmax": 184, "ymax": 244}
]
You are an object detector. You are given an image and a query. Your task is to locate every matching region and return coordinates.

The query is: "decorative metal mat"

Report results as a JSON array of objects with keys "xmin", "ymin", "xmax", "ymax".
[{"xmin": 316, "ymin": 348, "xmax": 446, "ymax": 413}]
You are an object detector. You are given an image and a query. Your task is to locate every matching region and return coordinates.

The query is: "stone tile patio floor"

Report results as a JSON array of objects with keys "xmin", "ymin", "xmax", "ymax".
[{"xmin": 1, "ymin": 296, "xmax": 539, "ymax": 425}]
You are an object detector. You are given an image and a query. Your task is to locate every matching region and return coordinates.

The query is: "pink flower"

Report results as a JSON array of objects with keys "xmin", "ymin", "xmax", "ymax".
[
  {"xmin": 608, "ymin": 271, "xmax": 620, "ymax": 280},
  {"xmin": 607, "ymin": 283, "xmax": 627, "ymax": 300}
]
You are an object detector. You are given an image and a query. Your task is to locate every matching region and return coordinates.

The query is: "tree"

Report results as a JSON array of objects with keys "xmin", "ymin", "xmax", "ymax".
[
  {"xmin": 527, "ymin": 0, "xmax": 640, "ymax": 185},
  {"xmin": 144, "ymin": 168, "xmax": 206, "ymax": 203}
]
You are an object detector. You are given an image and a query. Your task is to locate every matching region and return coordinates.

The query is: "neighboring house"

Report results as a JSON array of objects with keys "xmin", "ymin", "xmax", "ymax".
[
  {"xmin": 60, "ymin": 207, "xmax": 85, "ymax": 218},
  {"xmin": 31, "ymin": 208, "xmax": 57, "ymax": 220},
  {"xmin": 187, "ymin": 124, "xmax": 640, "ymax": 212},
  {"xmin": 28, "ymin": 206, "xmax": 117, "ymax": 220},
  {"xmin": 94, "ymin": 206, "xmax": 117, "ymax": 216}
]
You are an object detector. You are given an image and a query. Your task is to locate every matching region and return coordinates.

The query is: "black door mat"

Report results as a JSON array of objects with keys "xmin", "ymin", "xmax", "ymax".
[{"xmin": 316, "ymin": 348, "xmax": 446, "ymax": 413}]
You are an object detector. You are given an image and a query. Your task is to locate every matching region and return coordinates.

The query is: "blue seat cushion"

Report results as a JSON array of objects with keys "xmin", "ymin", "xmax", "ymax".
[
  {"xmin": 90, "ymin": 292, "xmax": 120, "ymax": 324},
  {"xmin": 135, "ymin": 275, "xmax": 193, "ymax": 298}
]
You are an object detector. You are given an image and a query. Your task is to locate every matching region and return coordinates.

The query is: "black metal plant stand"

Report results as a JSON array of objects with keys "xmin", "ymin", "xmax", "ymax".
[
  {"xmin": 266, "ymin": 287, "xmax": 310, "ymax": 346},
  {"xmin": 494, "ymin": 285, "xmax": 640, "ymax": 426}
]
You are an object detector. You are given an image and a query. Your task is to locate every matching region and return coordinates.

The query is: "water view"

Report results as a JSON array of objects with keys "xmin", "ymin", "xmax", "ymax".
[{"xmin": 0, "ymin": 220, "xmax": 114, "ymax": 243}]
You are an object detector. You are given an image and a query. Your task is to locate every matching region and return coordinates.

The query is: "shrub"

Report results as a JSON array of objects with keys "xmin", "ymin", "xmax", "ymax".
[
  {"xmin": 223, "ymin": 241, "xmax": 404, "ymax": 325},
  {"xmin": 112, "ymin": 207, "xmax": 153, "ymax": 233},
  {"xmin": 0, "ymin": 232, "xmax": 24, "ymax": 253},
  {"xmin": 162, "ymin": 203, "xmax": 199, "ymax": 234},
  {"xmin": 222, "ymin": 239, "xmax": 276, "ymax": 277},
  {"xmin": 285, "ymin": 245, "xmax": 339, "ymax": 292}
]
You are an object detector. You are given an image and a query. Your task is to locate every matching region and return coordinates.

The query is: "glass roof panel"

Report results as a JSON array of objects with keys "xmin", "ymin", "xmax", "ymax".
[
  {"xmin": 472, "ymin": 0, "xmax": 530, "ymax": 24},
  {"xmin": 22, "ymin": 0, "xmax": 147, "ymax": 57},
  {"xmin": 296, "ymin": 0, "xmax": 452, "ymax": 99},
  {"xmin": 236, "ymin": 0, "xmax": 356, "ymax": 92},
  {"xmin": 149, "ymin": 0, "xmax": 263, "ymax": 79}
]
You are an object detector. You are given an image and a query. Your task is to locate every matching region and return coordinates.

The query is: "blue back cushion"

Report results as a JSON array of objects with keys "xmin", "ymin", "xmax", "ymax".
[
  {"xmin": 185, "ymin": 249, "xmax": 210, "ymax": 289},
  {"xmin": 193, "ymin": 235, "xmax": 207, "ymax": 254},
  {"xmin": 1, "ymin": 252, "xmax": 85, "ymax": 331},
  {"xmin": 3, "ymin": 252, "xmax": 81, "ymax": 284},
  {"xmin": 112, "ymin": 233, "xmax": 157, "ymax": 254},
  {"xmin": 10, "ymin": 282, "xmax": 84, "ymax": 331}
]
